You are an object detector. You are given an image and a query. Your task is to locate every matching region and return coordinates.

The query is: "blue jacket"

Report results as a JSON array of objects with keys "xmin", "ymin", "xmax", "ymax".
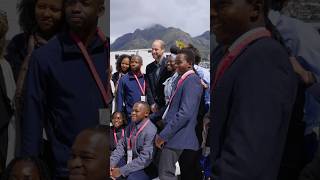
[
  {"xmin": 116, "ymin": 72, "xmax": 147, "ymax": 119},
  {"xmin": 159, "ymin": 73, "xmax": 203, "ymax": 150},
  {"xmin": 210, "ymin": 35, "xmax": 297, "ymax": 180},
  {"xmin": 21, "ymin": 31, "xmax": 110, "ymax": 177}
]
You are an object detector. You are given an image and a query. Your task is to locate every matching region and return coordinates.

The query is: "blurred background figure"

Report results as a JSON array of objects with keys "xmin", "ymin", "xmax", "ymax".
[{"xmin": 0, "ymin": 9, "xmax": 15, "ymax": 175}]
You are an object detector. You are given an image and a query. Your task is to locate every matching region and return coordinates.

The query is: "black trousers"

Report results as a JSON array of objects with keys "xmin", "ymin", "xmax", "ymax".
[{"xmin": 179, "ymin": 149, "xmax": 203, "ymax": 180}]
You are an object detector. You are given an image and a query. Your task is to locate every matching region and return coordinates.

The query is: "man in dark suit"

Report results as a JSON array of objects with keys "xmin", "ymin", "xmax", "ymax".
[
  {"xmin": 210, "ymin": 0, "xmax": 297, "ymax": 179},
  {"xmin": 146, "ymin": 40, "xmax": 171, "ymax": 121}
]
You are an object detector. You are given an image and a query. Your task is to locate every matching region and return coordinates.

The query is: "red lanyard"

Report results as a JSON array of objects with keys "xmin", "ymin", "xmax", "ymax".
[
  {"xmin": 128, "ymin": 120, "xmax": 149, "ymax": 150},
  {"xmin": 113, "ymin": 128, "xmax": 124, "ymax": 145},
  {"xmin": 212, "ymin": 28, "xmax": 271, "ymax": 90},
  {"xmin": 70, "ymin": 28, "xmax": 111, "ymax": 107},
  {"xmin": 133, "ymin": 73, "xmax": 145, "ymax": 95},
  {"xmin": 168, "ymin": 70, "xmax": 195, "ymax": 107}
]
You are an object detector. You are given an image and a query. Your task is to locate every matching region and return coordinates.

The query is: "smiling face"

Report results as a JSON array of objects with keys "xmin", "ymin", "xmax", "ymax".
[
  {"xmin": 112, "ymin": 112, "xmax": 124, "ymax": 129},
  {"xmin": 120, "ymin": 57, "xmax": 130, "ymax": 73},
  {"xmin": 35, "ymin": 0, "xmax": 63, "ymax": 35},
  {"xmin": 152, "ymin": 40, "xmax": 165, "ymax": 61},
  {"xmin": 131, "ymin": 103, "xmax": 149, "ymax": 123},
  {"xmin": 68, "ymin": 130, "xmax": 107, "ymax": 180},
  {"xmin": 175, "ymin": 54, "xmax": 192, "ymax": 75}
]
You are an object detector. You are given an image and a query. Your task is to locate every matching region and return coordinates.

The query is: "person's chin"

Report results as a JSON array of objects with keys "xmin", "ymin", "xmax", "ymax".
[{"xmin": 69, "ymin": 174, "xmax": 86, "ymax": 180}]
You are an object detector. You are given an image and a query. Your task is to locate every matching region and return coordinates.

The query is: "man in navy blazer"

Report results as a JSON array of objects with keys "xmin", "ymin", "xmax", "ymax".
[
  {"xmin": 155, "ymin": 49, "xmax": 203, "ymax": 180},
  {"xmin": 210, "ymin": 0, "xmax": 297, "ymax": 180}
]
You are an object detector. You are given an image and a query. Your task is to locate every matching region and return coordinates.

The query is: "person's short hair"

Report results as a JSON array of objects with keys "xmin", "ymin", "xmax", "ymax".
[
  {"xmin": 185, "ymin": 44, "xmax": 201, "ymax": 65},
  {"xmin": 130, "ymin": 55, "xmax": 143, "ymax": 63},
  {"xmin": 116, "ymin": 54, "xmax": 131, "ymax": 72},
  {"xmin": 170, "ymin": 45, "xmax": 180, "ymax": 55},
  {"xmin": 134, "ymin": 101, "xmax": 150, "ymax": 114},
  {"xmin": 178, "ymin": 48, "xmax": 195, "ymax": 65},
  {"xmin": 153, "ymin": 39, "xmax": 166, "ymax": 50},
  {"xmin": 1, "ymin": 157, "xmax": 51, "ymax": 180}
]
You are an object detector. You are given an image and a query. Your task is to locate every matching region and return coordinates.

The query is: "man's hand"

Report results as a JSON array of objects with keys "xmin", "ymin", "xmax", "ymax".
[
  {"xmin": 110, "ymin": 167, "xmax": 121, "ymax": 178},
  {"xmin": 151, "ymin": 103, "xmax": 158, "ymax": 113},
  {"xmin": 200, "ymin": 79, "xmax": 209, "ymax": 89},
  {"xmin": 155, "ymin": 134, "xmax": 165, "ymax": 149},
  {"xmin": 290, "ymin": 56, "xmax": 316, "ymax": 85}
]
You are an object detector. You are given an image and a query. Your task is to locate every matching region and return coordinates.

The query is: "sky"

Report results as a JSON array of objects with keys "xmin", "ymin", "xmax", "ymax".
[{"xmin": 110, "ymin": 0, "xmax": 210, "ymax": 43}]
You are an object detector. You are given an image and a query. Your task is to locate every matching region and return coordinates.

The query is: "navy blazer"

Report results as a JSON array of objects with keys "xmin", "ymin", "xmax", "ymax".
[
  {"xmin": 159, "ymin": 73, "xmax": 203, "ymax": 150},
  {"xmin": 210, "ymin": 37, "xmax": 297, "ymax": 180},
  {"xmin": 21, "ymin": 32, "xmax": 110, "ymax": 177}
]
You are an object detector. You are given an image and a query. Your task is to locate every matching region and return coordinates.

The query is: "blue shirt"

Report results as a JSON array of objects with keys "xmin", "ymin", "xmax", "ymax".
[
  {"xmin": 194, "ymin": 64, "xmax": 210, "ymax": 105},
  {"xmin": 116, "ymin": 72, "xmax": 146, "ymax": 120},
  {"xmin": 269, "ymin": 10, "xmax": 320, "ymax": 134},
  {"xmin": 21, "ymin": 31, "xmax": 109, "ymax": 177}
]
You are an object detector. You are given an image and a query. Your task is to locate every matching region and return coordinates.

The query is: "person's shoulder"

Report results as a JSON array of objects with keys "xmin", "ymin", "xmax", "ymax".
[
  {"xmin": 189, "ymin": 73, "xmax": 202, "ymax": 81},
  {"xmin": 10, "ymin": 33, "xmax": 27, "ymax": 43},
  {"xmin": 146, "ymin": 61, "xmax": 156, "ymax": 69},
  {"xmin": 121, "ymin": 73, "xmax": 131, "ymax": 80},
  {"xmin": 7, "ymin": 33, "xmax": 27, "ymax": 49},
  {"xmin": 271, "ymin": 10, "xmax": 319, "ymax": 39},
  {"xmin": 146, "ymin": 119, "xmax": 157, "ymax": 133},
  {"xmin": 241, "ymin": 37, "xmax": 291, "ymax": 71},
  {"xmin": 248, "ymin": 37, "xmax": 288, "ymax": 58},
  {"xmin": 33, "ymin": 35, "xmax": 61, "ymax": 56}
]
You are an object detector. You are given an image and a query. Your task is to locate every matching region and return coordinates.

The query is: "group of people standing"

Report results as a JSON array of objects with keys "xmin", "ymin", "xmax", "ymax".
[{"xmin": 109, "ymin": 39, "xmax": 210, "ymax": 179}]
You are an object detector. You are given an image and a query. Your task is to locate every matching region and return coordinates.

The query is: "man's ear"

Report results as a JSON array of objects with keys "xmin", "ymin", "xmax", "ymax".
[
  {"xmin": 144, "ymin": 112, "xmax": 149, "ymax": 118},
  {"xmin": 98, "ymin": 4, "xmax": 105, "ymax": 17},
  {"xmin": 249, "ymin": 0, "xmax": 264, "ymax": 22}
]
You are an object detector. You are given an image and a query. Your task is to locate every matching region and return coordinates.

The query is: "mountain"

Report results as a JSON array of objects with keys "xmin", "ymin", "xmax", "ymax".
[{"xmin": 111, "ymin": 24, "xmax": 210, "ymax": 59}]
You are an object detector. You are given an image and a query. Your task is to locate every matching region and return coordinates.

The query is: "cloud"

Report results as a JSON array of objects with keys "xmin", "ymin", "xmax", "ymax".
[{"xmin": 110, "ymin": 0, "xmax": 209, "ymax": 43}]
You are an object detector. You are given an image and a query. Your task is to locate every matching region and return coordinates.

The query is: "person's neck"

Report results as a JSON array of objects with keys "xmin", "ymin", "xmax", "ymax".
[
  {"xmin": 155, "ymin": 56, "xmax": 163, "ymax": 64},
  {"xmin": 36, "ymin": 30, "xmax": 54, "ymax": 41},
  {"xmin": 225, "ymin": 22, "xmax": 265, "ymax": 48},
  {"xmin": 132, "ymin": 70, "xmax": 141, "ymax": 75},
  {"xmin": 179, "ymin": 68, "xmax": 192, "ymax": 75},
  {"xmin": 72, "ymin": 27, "xmax": 97, "ymax": 47},
  {"xmin": 135, "ymin": 118, "xmax": 147, "ymax": 125},
  {"xmin": 115, "ymin": 126, "xmax": 123, "ymax": 131}
]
